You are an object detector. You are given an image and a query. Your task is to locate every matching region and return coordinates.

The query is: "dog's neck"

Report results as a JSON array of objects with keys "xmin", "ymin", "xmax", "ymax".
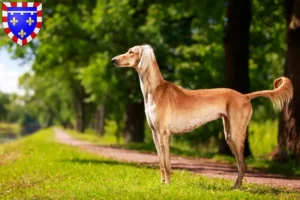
[{"xmin": 137, "ymin": 60, "xmax": 164, "ymax": 101}]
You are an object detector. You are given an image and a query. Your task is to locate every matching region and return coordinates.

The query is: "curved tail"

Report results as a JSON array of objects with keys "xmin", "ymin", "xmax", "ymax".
[{"xmin": 246, "ymin": 77, "xmax": 293, "ymax": 110}]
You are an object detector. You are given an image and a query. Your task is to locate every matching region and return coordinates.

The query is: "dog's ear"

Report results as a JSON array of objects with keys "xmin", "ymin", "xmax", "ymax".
[
  {"xmin": 289, "ymin": 14, "xmax": 300, "ymax": 29},
  {"xmin": 138, "ymin": 45, "xmax": 155, "ymax": 70}
]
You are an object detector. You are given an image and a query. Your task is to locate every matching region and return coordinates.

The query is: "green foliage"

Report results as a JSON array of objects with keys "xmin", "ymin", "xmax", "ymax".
[
  {"xmin": 18, "ymin": 72, "xmax": 74, "ymax": 127},
  {"xmin": 249, "ymin": 120, "xmax": 278, "ymax": 158},
  {"xmin": 103, "ymin": 119, "xmax": 118, "ymax": 137},
  {"xmin": 0, "ymin": 92, "xmax": 10, "ymax": 121},
  {"xmin": 3, "ymin": 94, "xmax": 24, "ymax": 123},
  {"xmin": 0, "ymin": 129, "xmax": 298, "ymax": 199},
  {"xmin": 78, "ymin": 53, "xmax": 110, "ymax": 103},
  {"xmin": 249, "ymin": 0, "xmax": 286, "ymax": 121}
]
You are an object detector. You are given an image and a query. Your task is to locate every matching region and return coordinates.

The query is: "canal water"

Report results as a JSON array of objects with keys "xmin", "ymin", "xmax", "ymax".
[{"xmin": 0, "ymin": 124, "xmax": 40, "ymax": 145}]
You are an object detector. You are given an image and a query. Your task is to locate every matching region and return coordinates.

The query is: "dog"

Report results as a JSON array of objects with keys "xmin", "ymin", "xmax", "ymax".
[{"xmin": 112, "ymin": 44, "xmax": 293, "ymax": 188}]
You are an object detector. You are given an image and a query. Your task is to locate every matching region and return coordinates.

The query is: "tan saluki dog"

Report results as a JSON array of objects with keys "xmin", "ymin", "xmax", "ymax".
[{"xmin": 111, "ymin": 44, "xmax": 293, "ymax": 188}]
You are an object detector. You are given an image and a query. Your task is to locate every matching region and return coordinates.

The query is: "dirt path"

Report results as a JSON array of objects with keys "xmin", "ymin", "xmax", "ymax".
[{"xmin": 55, "ymin": 128, "xmax": 300, "ymax": 191}]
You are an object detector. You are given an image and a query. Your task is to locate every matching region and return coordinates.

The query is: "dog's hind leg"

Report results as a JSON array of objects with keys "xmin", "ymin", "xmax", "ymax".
[
  {"xmin": 223, "ymin": 103, "xmax": 252, "ymax": 189},
  {"xmin": 222, "ymin": 116, "xmax": 238, "ymax": 157}
]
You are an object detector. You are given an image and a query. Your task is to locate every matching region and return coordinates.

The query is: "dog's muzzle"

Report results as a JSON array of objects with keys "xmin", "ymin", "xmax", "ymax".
[{"xmin": 111, "ymin": 58, "xmax": 118, "ymax": 65}]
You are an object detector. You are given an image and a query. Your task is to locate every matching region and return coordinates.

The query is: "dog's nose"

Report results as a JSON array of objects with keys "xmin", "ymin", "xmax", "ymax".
[{"xmin": 111, "ymin": 58, "xmax": 117, "ymax": 64}]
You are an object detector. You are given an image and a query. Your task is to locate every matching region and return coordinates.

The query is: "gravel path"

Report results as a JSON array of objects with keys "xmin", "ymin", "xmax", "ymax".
[{"xmin": 55, "ymin": 128, "xmax": 300, "ymax": 190}]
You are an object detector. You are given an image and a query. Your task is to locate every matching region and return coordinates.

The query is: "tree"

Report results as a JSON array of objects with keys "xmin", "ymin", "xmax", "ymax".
[
  {"xmin": 0, "ymin": 92, "xmax": 10, "ymax": 121},
  {"xmin": 219, "ymin": 0, "xmax": 252, "ymax": 157},
  {"xmin": 18, "ymin": 72, "xmax": 74, "ymax": 128},
  {"xmin": 78, "ymin": 0, "xmax": 150, "ymax": 141},
  {"xmin": 273, "ymin": 0, "xmax": 300, "ymax": 162},
  {"xmin": 123, "ymin": 102, "xmax": 145, "ymax": 142},
  {"xmin": 4, "ymin": 94, "xmax": 24, "ymax": 123},
  {"xmin": 0, "ymin": 0, "xmax": 98, "ymax": 133}
]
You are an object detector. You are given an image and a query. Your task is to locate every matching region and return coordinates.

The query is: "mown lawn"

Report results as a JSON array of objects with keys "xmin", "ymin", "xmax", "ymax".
[{"xmin": 0, "ymin": 129, "xmax": 299, "ymax": 199}]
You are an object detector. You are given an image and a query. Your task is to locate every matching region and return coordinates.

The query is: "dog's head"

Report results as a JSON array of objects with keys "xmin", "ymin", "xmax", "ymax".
[{"xmin": 111, "ymin": 45, "xmax": 155, "ymax": 71}]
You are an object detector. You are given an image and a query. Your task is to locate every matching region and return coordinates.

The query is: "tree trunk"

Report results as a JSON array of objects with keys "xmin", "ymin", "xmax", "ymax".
[
  {"xmin": 273, "ymin": 0, "xmax": 300, "ymax": 162},
  {"xmin": 123, "ymin": 102, "xmax": 145, "ymax": 143},
  {"xmin": 95, "ymin": 100, "xmax": 105, "ymax": 136},
  {"xmin": 46, "ymin": 111, "xmax": 54, "ymax": 128},
  {"xmin": 73, "ymin": 94, "xmax": 85, "ymax": 133},
  {"xmin": 220, "ymin": 0, "xmax": 252, "ymax": 157}
]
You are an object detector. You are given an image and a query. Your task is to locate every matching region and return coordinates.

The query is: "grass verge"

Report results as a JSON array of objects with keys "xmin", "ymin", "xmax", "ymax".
[{"xmin": 0, "ymin": 129, "xmax": 299, "ymax": 199}]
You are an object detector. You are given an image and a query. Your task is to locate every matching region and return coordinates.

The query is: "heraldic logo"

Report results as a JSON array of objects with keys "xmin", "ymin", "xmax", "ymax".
[{"xmin": 2, "ymin": 2, "xmax": 42, "ymax": 46}]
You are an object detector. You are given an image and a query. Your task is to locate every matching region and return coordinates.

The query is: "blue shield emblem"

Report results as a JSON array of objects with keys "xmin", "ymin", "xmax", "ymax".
[{"xmin": 2, "ymin": 2, "xmax": 42, "ymax": 46}]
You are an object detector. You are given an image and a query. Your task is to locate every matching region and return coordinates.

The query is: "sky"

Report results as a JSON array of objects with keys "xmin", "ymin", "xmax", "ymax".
[{"xmin": 0, "ymin": 48, "xmax": 31, "ymax": 95}]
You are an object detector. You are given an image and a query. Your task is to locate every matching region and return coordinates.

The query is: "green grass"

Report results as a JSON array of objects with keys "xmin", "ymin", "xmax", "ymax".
[{"xmin": 0, "ymin": 129, "xmax": 299, "ymax": 199}]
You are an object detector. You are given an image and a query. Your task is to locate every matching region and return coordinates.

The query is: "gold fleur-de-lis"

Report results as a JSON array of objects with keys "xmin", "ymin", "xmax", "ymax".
[
  {"xmin": 10, "ymin": 17, "xmax": 18, "ymax": 26},
  {"xmin": 26, "ymin": 17, "xmax": 34, "ymax": 26},
  {"xmin": 18, "ymin": 29, "xmax": 26, "ymax": 38}
]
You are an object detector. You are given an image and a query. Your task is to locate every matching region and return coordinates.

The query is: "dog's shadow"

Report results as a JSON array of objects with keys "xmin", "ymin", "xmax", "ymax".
[{"xmin": 60, "ymin": 157, "xmax": 154, "ymax": 169}]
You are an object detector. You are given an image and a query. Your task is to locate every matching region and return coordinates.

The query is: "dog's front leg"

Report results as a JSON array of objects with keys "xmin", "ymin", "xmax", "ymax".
[
  {"xmin": 159, "ymin": 132, "xmax": 171, "ymax": 185},
  {"xmin": 151, "ymin": 129, "xmax": 165, "ymax": 183}
]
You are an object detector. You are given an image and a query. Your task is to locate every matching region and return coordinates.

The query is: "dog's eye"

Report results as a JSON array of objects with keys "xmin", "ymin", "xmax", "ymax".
[{"xmin": 129, "ymin": 50, "xmax": 133, "ymax": 54}]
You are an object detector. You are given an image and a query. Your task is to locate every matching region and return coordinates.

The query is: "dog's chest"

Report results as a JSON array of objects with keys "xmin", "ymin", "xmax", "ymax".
[{"xmin": 145, "ymin": 94, "xmax": 157, "ymax": 128}]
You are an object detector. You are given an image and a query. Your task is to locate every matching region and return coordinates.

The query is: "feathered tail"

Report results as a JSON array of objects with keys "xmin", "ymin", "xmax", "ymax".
[{"xmin": 246, "ymin": 77, "xmax": 293, "ymax": 110}]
